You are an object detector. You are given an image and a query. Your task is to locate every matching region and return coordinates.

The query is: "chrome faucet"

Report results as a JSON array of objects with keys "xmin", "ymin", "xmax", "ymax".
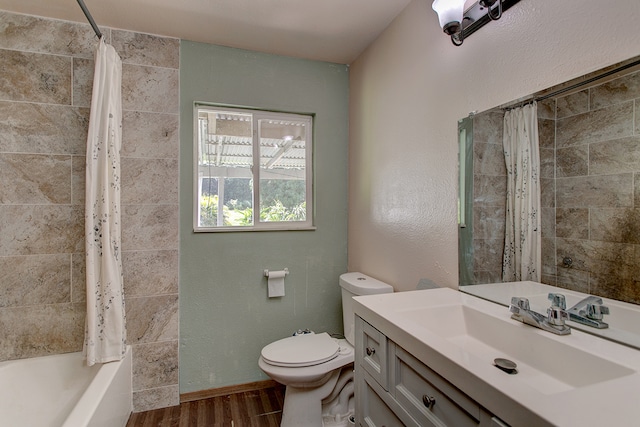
[
  {"xmin": 509, "ymin": 293, "xmax": 571, "ymax": 335},
  {"xmin": 567, "ymin": 295, "xmax": 610, "ymax": 329}
]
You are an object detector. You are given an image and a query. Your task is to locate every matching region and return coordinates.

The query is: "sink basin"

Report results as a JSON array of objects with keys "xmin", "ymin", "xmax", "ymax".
[{"xmin": 398, "ymin": 303, "xmax": 635, "ymax": 394}]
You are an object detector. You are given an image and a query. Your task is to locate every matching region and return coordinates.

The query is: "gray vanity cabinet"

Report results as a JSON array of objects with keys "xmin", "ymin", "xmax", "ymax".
[{"xmin": 355, "ymin": 316, "xmax": 510, "ymax": 427}]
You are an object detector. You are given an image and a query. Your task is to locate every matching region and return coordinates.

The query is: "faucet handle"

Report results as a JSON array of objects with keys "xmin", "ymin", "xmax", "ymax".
[
  {"xmin": 548, "ymin": 293, "xmax": 566, "ymax": 309},
  {"xmin": 510, "ymin": 297, "xmax": 530, "ymax": 314},
  {"xmin": 547, "ymin": 293, "xmax": 568, "ymax": 327},
  {"xmin": 585, "ymin": 303, "xmax": 610, "ymax": 320},
  {"xmin": 547, "ymin": 306, "xmax": 568, "ymax": 326}
]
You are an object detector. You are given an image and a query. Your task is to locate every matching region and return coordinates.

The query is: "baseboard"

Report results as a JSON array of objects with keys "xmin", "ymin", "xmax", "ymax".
[{"xmin": 180, "ymin": 379, "xmax": 281, "ymax": 403}]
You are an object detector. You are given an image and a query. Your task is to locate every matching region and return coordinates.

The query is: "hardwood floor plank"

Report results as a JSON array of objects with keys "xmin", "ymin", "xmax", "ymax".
[
  {"xmin": 196, "ymin": 399, "xmax": 208, "ymax": 426},
  {"xmin": 126, "ymin": 385, "xmax": 285, "ymax": 427},
  {"xmin": 273, "ymin": 386, "xmax": 285, "ymax": 411},
  {"xmin": 248, "ymin": 390, "xmax": 267, "ymax": 418},
  {"xmin": 228, "ymin": 392, "xmax": 244, "ymax": 421},
  {"xmin": 178, "ymin": 401, "xmax": 192, "ymax": 427},
  {"xmin": 163, "ymin": 405, "xmax": 182, "ymax": 427},
  {"xmin": 216, "ymin": 393, "xmax": 231, "ymax": 424},
  {"xmin": 148, "ymin": 409, "xmax": 166, "ymax": 427}
]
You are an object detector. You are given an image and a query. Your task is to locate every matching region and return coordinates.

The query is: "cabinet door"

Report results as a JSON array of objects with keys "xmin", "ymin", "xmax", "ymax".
[
  {"xmin": 392, "ymin": 346, "xmax": 481, "ymax": 427},
  {"xmin": 359, "ymin": 374, "xmax": 405, "ymax": 427},
  {"xmin": 356, "ymin": 317, "xmax": 388, "ymax": 390}
]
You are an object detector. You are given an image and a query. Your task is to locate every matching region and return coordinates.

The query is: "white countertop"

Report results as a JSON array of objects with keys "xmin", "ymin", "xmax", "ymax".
[{"xmin": 353, "ymin": 288, "xmax": 640, "ymax": 427}]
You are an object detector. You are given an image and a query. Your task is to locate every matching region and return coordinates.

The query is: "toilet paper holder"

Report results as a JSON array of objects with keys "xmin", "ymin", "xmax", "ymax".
[{"xmin": 264, "ymin": 268, "xmax": 289, "ymax": 277}]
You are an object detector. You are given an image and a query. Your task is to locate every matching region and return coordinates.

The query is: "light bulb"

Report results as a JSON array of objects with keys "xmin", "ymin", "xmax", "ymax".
[{"xmin": 432, "ymin": 0, "xmax": 465, "ymax": 35}]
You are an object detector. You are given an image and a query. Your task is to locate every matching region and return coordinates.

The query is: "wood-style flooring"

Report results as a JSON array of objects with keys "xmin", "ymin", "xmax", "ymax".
[{"xmin": 126, "ymin": 385, "xmax": 285, "ymax": 427}]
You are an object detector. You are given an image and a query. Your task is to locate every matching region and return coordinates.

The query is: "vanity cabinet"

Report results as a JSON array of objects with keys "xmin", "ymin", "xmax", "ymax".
[{"xmin": 355, "ymin": 316, "xmax": 509, "ymax": 427}]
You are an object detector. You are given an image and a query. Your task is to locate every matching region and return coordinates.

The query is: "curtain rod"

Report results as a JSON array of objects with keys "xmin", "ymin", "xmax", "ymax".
[
  {"xmin": 503, "ymin": 57, "xmax": 640, "ymax": 111},
  {"xmin": 537, "ymin": 57, "xmax": 640, "ymax": 102},
  {"xmin": 76, "ymin": 0, "xmax": 102, "ymax": 39}
]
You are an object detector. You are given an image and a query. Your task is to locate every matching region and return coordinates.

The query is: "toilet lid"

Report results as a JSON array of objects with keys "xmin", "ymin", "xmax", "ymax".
[{"xmin": 261, "ymin": 332, "xmax": 340, "ymax": 367}]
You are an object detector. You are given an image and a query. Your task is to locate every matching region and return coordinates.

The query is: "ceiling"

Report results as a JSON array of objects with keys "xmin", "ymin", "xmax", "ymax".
[{"xmin": 0, "ymin": 0, "xmax": 414, "ymax": 64}]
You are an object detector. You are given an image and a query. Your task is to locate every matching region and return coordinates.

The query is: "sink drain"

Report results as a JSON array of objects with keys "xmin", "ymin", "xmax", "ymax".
[{"xmin": 494, "ymin": 358, "xmax": 517, "ymax": 374}]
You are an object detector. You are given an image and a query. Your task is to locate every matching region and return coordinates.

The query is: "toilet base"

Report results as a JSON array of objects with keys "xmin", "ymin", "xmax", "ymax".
[
  {"xmin": 321, "ymin": 371, "xmax": 354, "ymax": 427},
  {"xmin": 280, "ymin": 365, "xmax": 355, "ymax": 427},
  {"xmin": 281, "ymin": 369, "xmax": 341, "ymax": 427}
]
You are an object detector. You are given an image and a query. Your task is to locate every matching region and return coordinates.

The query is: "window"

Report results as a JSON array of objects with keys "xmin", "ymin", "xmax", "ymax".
[{"xmin": 194, "ymin": 105, "xmax": 314, "ymax": 231}]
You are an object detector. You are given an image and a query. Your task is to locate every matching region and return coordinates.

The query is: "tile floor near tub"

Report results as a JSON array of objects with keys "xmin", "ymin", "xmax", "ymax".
[{"xmin": 125, "ymin": 385, "xmax": 285, "ymax": 427}]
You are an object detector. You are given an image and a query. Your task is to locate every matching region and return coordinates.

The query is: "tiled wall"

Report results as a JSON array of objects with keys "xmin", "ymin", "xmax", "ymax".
[
  {"xmin": 470, "ymin": 69, "xmax": 640, "ymax": 305},
  {"xmin": 0, "ymin": 11, "xmax": 180, "ymax": 411},
  {"xmin": 471, "ymin": 110, "xmax": 506, "ymax": 283},
  {"xmin": 541, "ymin": 70, "xmax": 640, "ymax": 304},
  {"xmin": 538, "ymin": 98, "xmax": 558, "ymax": 288}
]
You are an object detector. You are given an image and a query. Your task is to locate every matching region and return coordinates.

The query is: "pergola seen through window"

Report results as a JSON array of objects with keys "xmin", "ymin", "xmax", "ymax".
[{"xmin": 194, "ymin": 105, "xmax": 314, "ymax": 231}]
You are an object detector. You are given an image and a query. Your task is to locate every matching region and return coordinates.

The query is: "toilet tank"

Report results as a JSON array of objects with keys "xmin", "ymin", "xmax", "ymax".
[{"xmin": 340, "ymin": 272, "xmax": 393, "ymax": 345}]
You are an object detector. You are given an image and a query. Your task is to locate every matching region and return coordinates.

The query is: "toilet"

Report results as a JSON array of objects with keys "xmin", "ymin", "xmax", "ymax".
[{"xmin": 258, "ymin": 272, "xmax": 393, "ymax": 427}]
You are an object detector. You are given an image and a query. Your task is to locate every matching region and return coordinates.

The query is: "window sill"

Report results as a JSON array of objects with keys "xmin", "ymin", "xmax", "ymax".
[{"xmin": 194, "ymin": 226, "xmax": 317, "ymax": 233}]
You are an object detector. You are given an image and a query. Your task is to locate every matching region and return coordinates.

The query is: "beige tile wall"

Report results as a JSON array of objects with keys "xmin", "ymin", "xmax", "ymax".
[
  {"xmin": 549, "ymin": 70, "xmax": 640, "ymax": 303},
  {"xmin": 538, "ymin": 98, "xmax": 558, "ymax": 286},
  {"xmin": 472, "ymin": 110, "xmax": 506, "ymax": 283},
  {"xmin": 471, "ymin": 74, "xmax": 640, "ymax": 307},
  {"xmin": 0, "ymin": 11, "xmax": 179, "ymax": 411}
]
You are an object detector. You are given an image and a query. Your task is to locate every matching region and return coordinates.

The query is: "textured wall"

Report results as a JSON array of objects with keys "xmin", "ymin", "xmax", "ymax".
[
  {"xmin": 0, "ymin": 11, "xmax": 180, "ymax": 412},
  {"xmin": 179, "ymin": 41, "xmax": 349, "ymax": 393},
  {"xmin": 348, "ymin": 0, "xmax": 640, "ymax": 292}
]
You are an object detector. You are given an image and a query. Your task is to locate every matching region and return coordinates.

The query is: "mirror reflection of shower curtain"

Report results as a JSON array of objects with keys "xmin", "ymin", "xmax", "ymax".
[
  {"xmin": 84, "ymin": 38, "xmax": 126, "ymax": 366},
  {"xmin": 502, "ymin": 102, "xmax": 541, "ymax": 282}
]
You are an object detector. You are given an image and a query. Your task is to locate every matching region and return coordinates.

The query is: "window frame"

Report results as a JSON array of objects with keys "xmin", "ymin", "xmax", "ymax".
[{"xmin": 193, "ymin": 104, "xmax": 315, "ymax": 232}]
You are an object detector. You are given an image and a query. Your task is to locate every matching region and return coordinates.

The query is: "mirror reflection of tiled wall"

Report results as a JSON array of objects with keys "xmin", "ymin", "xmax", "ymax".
[
  {"xmin": 471, "ymin": 111, "xmax": 505, "ymax": 284},
  {"xmin": 544, "ymin": 70, "xmax": 640, "ymax": 304},
  {"xmin": 470, "ymin": 67, "xmax": 640, "ymax": 305}
]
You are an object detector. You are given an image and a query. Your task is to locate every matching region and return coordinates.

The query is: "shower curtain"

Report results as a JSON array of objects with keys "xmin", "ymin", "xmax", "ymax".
[
  {"xmin": 502, "ymin": 102, "xmax": 541, "ymax": 282},
  {"xmin": 84, "ymin": 37, "xmax": 126, "ymax": 366}
]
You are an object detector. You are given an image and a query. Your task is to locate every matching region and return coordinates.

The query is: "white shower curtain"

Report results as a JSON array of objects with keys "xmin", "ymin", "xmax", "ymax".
[
  {"xmin": 84, "ymin": 38, "xmax": 126, "ymax": 366},
  {"xmin": 502, "ymin": 102, "xmax": 541, "ymax": 282}
]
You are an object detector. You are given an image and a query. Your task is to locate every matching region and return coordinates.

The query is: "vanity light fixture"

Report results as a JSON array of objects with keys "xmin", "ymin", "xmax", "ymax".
[
  {"xmin": 431, "ymin": 0, "xmax": 466, "ymax": 44},
  {"xmin": 432, "ymin": 0, "xmax": 520, "ymax": 46}
]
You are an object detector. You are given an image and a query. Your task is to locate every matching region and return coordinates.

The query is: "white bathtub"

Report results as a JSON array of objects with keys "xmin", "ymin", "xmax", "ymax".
[{"xmin": 0, "ymin": 346, "xmax": 132, "ymax": 427}]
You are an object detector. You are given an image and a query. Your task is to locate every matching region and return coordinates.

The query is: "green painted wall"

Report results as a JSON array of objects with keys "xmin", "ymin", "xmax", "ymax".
[{"xmin": 179, "ymin": 41, "xmax": 349, "ymax": 393}]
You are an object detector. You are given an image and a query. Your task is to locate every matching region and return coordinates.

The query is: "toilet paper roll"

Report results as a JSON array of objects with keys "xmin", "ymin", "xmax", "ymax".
[{"xmin": 267, "ymin": 270, "xmax": 286, "ymax": 298}]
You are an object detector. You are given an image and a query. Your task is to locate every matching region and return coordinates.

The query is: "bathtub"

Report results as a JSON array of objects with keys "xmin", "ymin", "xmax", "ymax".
[{"xmin": 0, "ymin": 346, "xmax": 132, "ymax": 427}]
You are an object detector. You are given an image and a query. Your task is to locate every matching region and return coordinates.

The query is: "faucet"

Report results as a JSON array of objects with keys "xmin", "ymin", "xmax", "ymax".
[
  {"xmin": 567, "ymin": 295, "xmax": 610, "ymax": 329},
  {"xmin": 509, "ymin": 293, "xmax": 571, "ymax": 335}
]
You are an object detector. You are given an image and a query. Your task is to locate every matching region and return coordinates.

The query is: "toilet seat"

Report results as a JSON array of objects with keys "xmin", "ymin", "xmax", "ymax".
[{"xmin": 261, "ymin": 332, "xmax": 339, "ymax": 367}]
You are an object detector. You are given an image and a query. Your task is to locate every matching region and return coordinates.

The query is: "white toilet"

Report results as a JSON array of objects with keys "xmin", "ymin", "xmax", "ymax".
[{"xmin": 258, "ymin": 272, "xmax": 393, "ymax": 427}]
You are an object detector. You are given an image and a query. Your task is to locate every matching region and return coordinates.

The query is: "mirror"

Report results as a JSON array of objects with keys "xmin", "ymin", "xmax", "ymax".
[{"xmin": 458, "ymin": 55, "xmax": 640, "ymax": 348}]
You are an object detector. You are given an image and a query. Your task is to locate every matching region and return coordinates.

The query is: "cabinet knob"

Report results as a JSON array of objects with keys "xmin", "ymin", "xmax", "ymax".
[
  {"xmin": 365, "ymin": 347, "xmax": 376, "ymax": 356},
  {"xmin": 422, "ymin": 395, "xmax": 436, "ymax": 409}
]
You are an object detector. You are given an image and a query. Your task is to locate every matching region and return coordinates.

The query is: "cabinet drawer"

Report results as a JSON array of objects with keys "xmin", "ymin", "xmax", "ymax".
[
  {"xmin": 356, "ymin": 317, "xmax": 388, "ymax": 390},
  {"xmin": 359, "ymin": 372, "xmax": 405, "ymax": 427},
  {"xmin": 392, "ymin": 346, "xmax": 481, "ymax": 427}
]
